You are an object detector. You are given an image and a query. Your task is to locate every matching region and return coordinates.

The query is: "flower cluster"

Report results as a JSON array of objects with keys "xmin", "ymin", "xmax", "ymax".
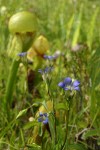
[
  {"xmin": 43, "ymin": 55, "xmax": 56, "ymax": 60},
  {"xmin": 17, "ymin": 52, "xmax": 28, "ymax": 57},
  {"xmin": 43, "ymin": 51, "xmax": 61, "ymax": 61},
  {"xmin": 58, "ymin": 77, "xmax": 80, "ymax": 91},
  {"xmin": 38, "ymin": 112, "xmax": 48, "ymax": 124},
  {"xmin": 38, "ymin": 67, "xmax": 53, "ymax": 74}
]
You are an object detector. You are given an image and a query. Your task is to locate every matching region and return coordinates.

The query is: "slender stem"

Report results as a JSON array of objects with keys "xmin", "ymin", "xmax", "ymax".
[
  {"xmin": 53, "ymin": 99, "xmax": 57, "ymax": 145},
  {"xmin": 45, "ymin": 77, "xmax": 57, "ymax": 146},
  {"xmin": 48, "ymin": 88, "xmax": 57, "ymax": 145},
  {"xmin": 60, "ymin": 100, "xmax": 70, "ymax": 150}
]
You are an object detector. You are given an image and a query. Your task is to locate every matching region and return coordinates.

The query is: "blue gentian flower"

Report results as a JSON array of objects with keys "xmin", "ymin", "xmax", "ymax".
[
  {"xmin": 58, "ymin": 77, "xmax": 80, "ymax": 91},
  {"xmin": 38, "ymin": 67, "xmax": 53, "ymax": 74},
  {"xmin": 43, "ymin": 55, "xmax": 56, "ymax": 60},
  {"xmin": 38, "ymin": 112, "xmax": 48, "ymax": 124},
  {"xmin": 17, "ymin": 52, "xmax": 27, "ymax": 57}
]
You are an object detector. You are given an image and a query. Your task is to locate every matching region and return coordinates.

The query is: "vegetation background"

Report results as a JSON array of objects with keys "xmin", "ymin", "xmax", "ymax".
[{"xmin": 0, "ymin": 0, "xmax": 100, "ymax": 149}]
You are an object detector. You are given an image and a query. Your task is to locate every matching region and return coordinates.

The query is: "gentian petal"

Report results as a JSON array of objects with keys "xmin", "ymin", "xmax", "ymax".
[
  {"xmin": 43, "ymin": 55, "xmax": 56, "ymax": 60},
  {"xmin": 43, "ymin": 118, "xmax": 48, "ymax": 124},
  {"xmin": 64, "ymin": 77, "xmax": 72, "ymax": 85},
  {"xmin": 18, "ymin": 52, "xmax": 27, "ymax": 57},
  {"xmin": 39, "ymin": 112, "xmax": 43, "ymax": 117},
  {"xmin": 38, "ymin": 69, "xmax": 43, "ymax": 74},
  {"xmin": 38, "ymin": 66, "xmax": 54, "ymax": 75},
  {"xmin": 64, "ymin": 87, "xmax": 69, "ymax": 90},
  {"xmin": 58, "ymin": 82, "xmax": 65, "ymax": 88},
  {"xmin": 73, "ymin": 80, "xmax": 80, "ymax": 87},
  {"xmin": 43, "ymin": 113, "xmax": 47, "ymax": 117},
  {"xmin": 38, "ymin": 117, "xmax": 43, "ymax": 122},
  {"xmin": 44, "ymin": 67, "xmax": 49, "ymax": 73},
  {"xmin": 44, "ymin": 67, "xmax": 52, "ymax": 73},
  {"xmin": 74, "ymin": 86, "xmax": 80, "ymax": 91}
]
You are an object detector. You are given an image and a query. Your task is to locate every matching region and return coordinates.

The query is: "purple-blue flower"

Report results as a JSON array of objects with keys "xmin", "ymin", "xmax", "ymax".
[
  {"xmin": 38, "ymin": 112, "xmax": 48, "ymax": 124},
  {"xmin": 38, "ymin": 67, "xmax": 53, "ymax": 74},
  {"xmin": 58, "ymin": 77, "xmax": 80, "ymax": 91},
  {"xmin": 43, "ymin": 55, "xmax": 56, "ymax": 60},
  {"xmin": 17, "ymin": 52, "xmax": 27, "ymax": 57}
]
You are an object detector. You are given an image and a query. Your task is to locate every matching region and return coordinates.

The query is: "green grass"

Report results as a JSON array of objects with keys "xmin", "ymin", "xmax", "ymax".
[{"xmin": 0, "ymin": 0, "xmax": 100, "ymax": 149}]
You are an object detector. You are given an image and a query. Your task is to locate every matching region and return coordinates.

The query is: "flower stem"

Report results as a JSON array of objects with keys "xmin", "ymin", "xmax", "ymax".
[
  {"xmin": 46, "ymin": 79, "xmax": 57, "ymax": 146},
  {"xmin": 60, "ymin": 100, "xmax": 70, "ymax": 150},
  {"xmin": 53, "ymin": 99, "xmax": 57, "ymax": 145}
]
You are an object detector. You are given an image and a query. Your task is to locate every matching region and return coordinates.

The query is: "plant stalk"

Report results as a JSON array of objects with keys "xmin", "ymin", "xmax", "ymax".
[{"xmin": 60, "ymin": 100, "xmax": 70, "ymax": 150}]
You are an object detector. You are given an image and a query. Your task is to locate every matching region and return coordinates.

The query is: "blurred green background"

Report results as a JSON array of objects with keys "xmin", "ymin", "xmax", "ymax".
[{"xmin": 0, "ymin": 0, "xmax": 100, "ymax": 149}]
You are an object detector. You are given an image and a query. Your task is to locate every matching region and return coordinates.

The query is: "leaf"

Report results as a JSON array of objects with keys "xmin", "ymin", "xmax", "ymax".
[
  {"xmin": 23, "ymin": 121, "xmax": 38, "ymax": 130},
  {"xmin": 72, "ymin": 5, "xmax": 83, "ymax": 48},
  {"xmin": 87, "ymin": 8, "xmax": 99, "ymax": 50},
  {"xmin": 39, "ymin": 124, "xmax": 43, "ymax": 137},
  {"xmin": 66, "ymin": 14, "xmax": 75, "ymax": 41},
  {"xmin": 41, "ymin": 100, "xmax": 48, "ymax": 110},
  {"xmin": 97, "ymin": 138, "xmax": 100, "ymax": 146},
  {"xmin": 69, "ymin": 143, "xmax": 86, "ymax": 150},
  {"xmin": 55, "ymin": 102, "xmax": 68, "ymax": 110},
  {"xmin": 48, "ymin": 115, "xmax": 55, "ymax": 142},
  {"xmin": 82, "ymin": 129, "xmax": 100, "ymax": 140},
  {"xmin": 16, "ymin": 108, "xmax": 27, "ymax": 119},
  {"xmin": 26, "ymin": 143, "xmax": 41, "ymax": 150},
  {"xmin": 32, "ymin": 102, "xmax": 41, "ymax": 107}
]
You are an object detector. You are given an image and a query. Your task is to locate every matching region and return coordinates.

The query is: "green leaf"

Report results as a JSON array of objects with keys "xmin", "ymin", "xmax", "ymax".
[
  {"xmin": 72, "ymin": 5, "xmax": 83, "ymax": 48},
  {"xmin": 26, "ymin": 143, "xmax": 41, "ymax": 150},
  {"xmin": 97, "ymin": 138, "xmax": 100, "ymax": 146},
  {"xmin": 55, "ymin": 102, "xmax": 68, "ymax": 110},
  {"xmin": 48, "ymin": 114, "xmax": 55, "ymax": 143},
  {"xmin": 87, "ymin": 8, "xmax": 99, "ymax": 50},
  {"xmin": 66, "ymin": 14, "xmax": 75, "ymax": 41},
  {"xmin": 39, "ymin": 124, "xmax": 43, "ymax": 137},
  {"xmin": 16, "ymin": 108, "xmax": 27, "ymax": 119},
  {"xmin": 32, "ymin": 102, "xmax": 41, "ymax": 107},
  {"xmin": 23, "ymin": 121, "xmax": 38, "ymax": 130},
  {"xmin": 82, "ymin": 129, "xmax": 100, "ymax": 140},
  {"xmin": 69, "ymin": 143, "xmax": 86, "ymax": 150},
  {"xmin": 41, "ymin": 100, "xmax": 48, "ymax": 110}
]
